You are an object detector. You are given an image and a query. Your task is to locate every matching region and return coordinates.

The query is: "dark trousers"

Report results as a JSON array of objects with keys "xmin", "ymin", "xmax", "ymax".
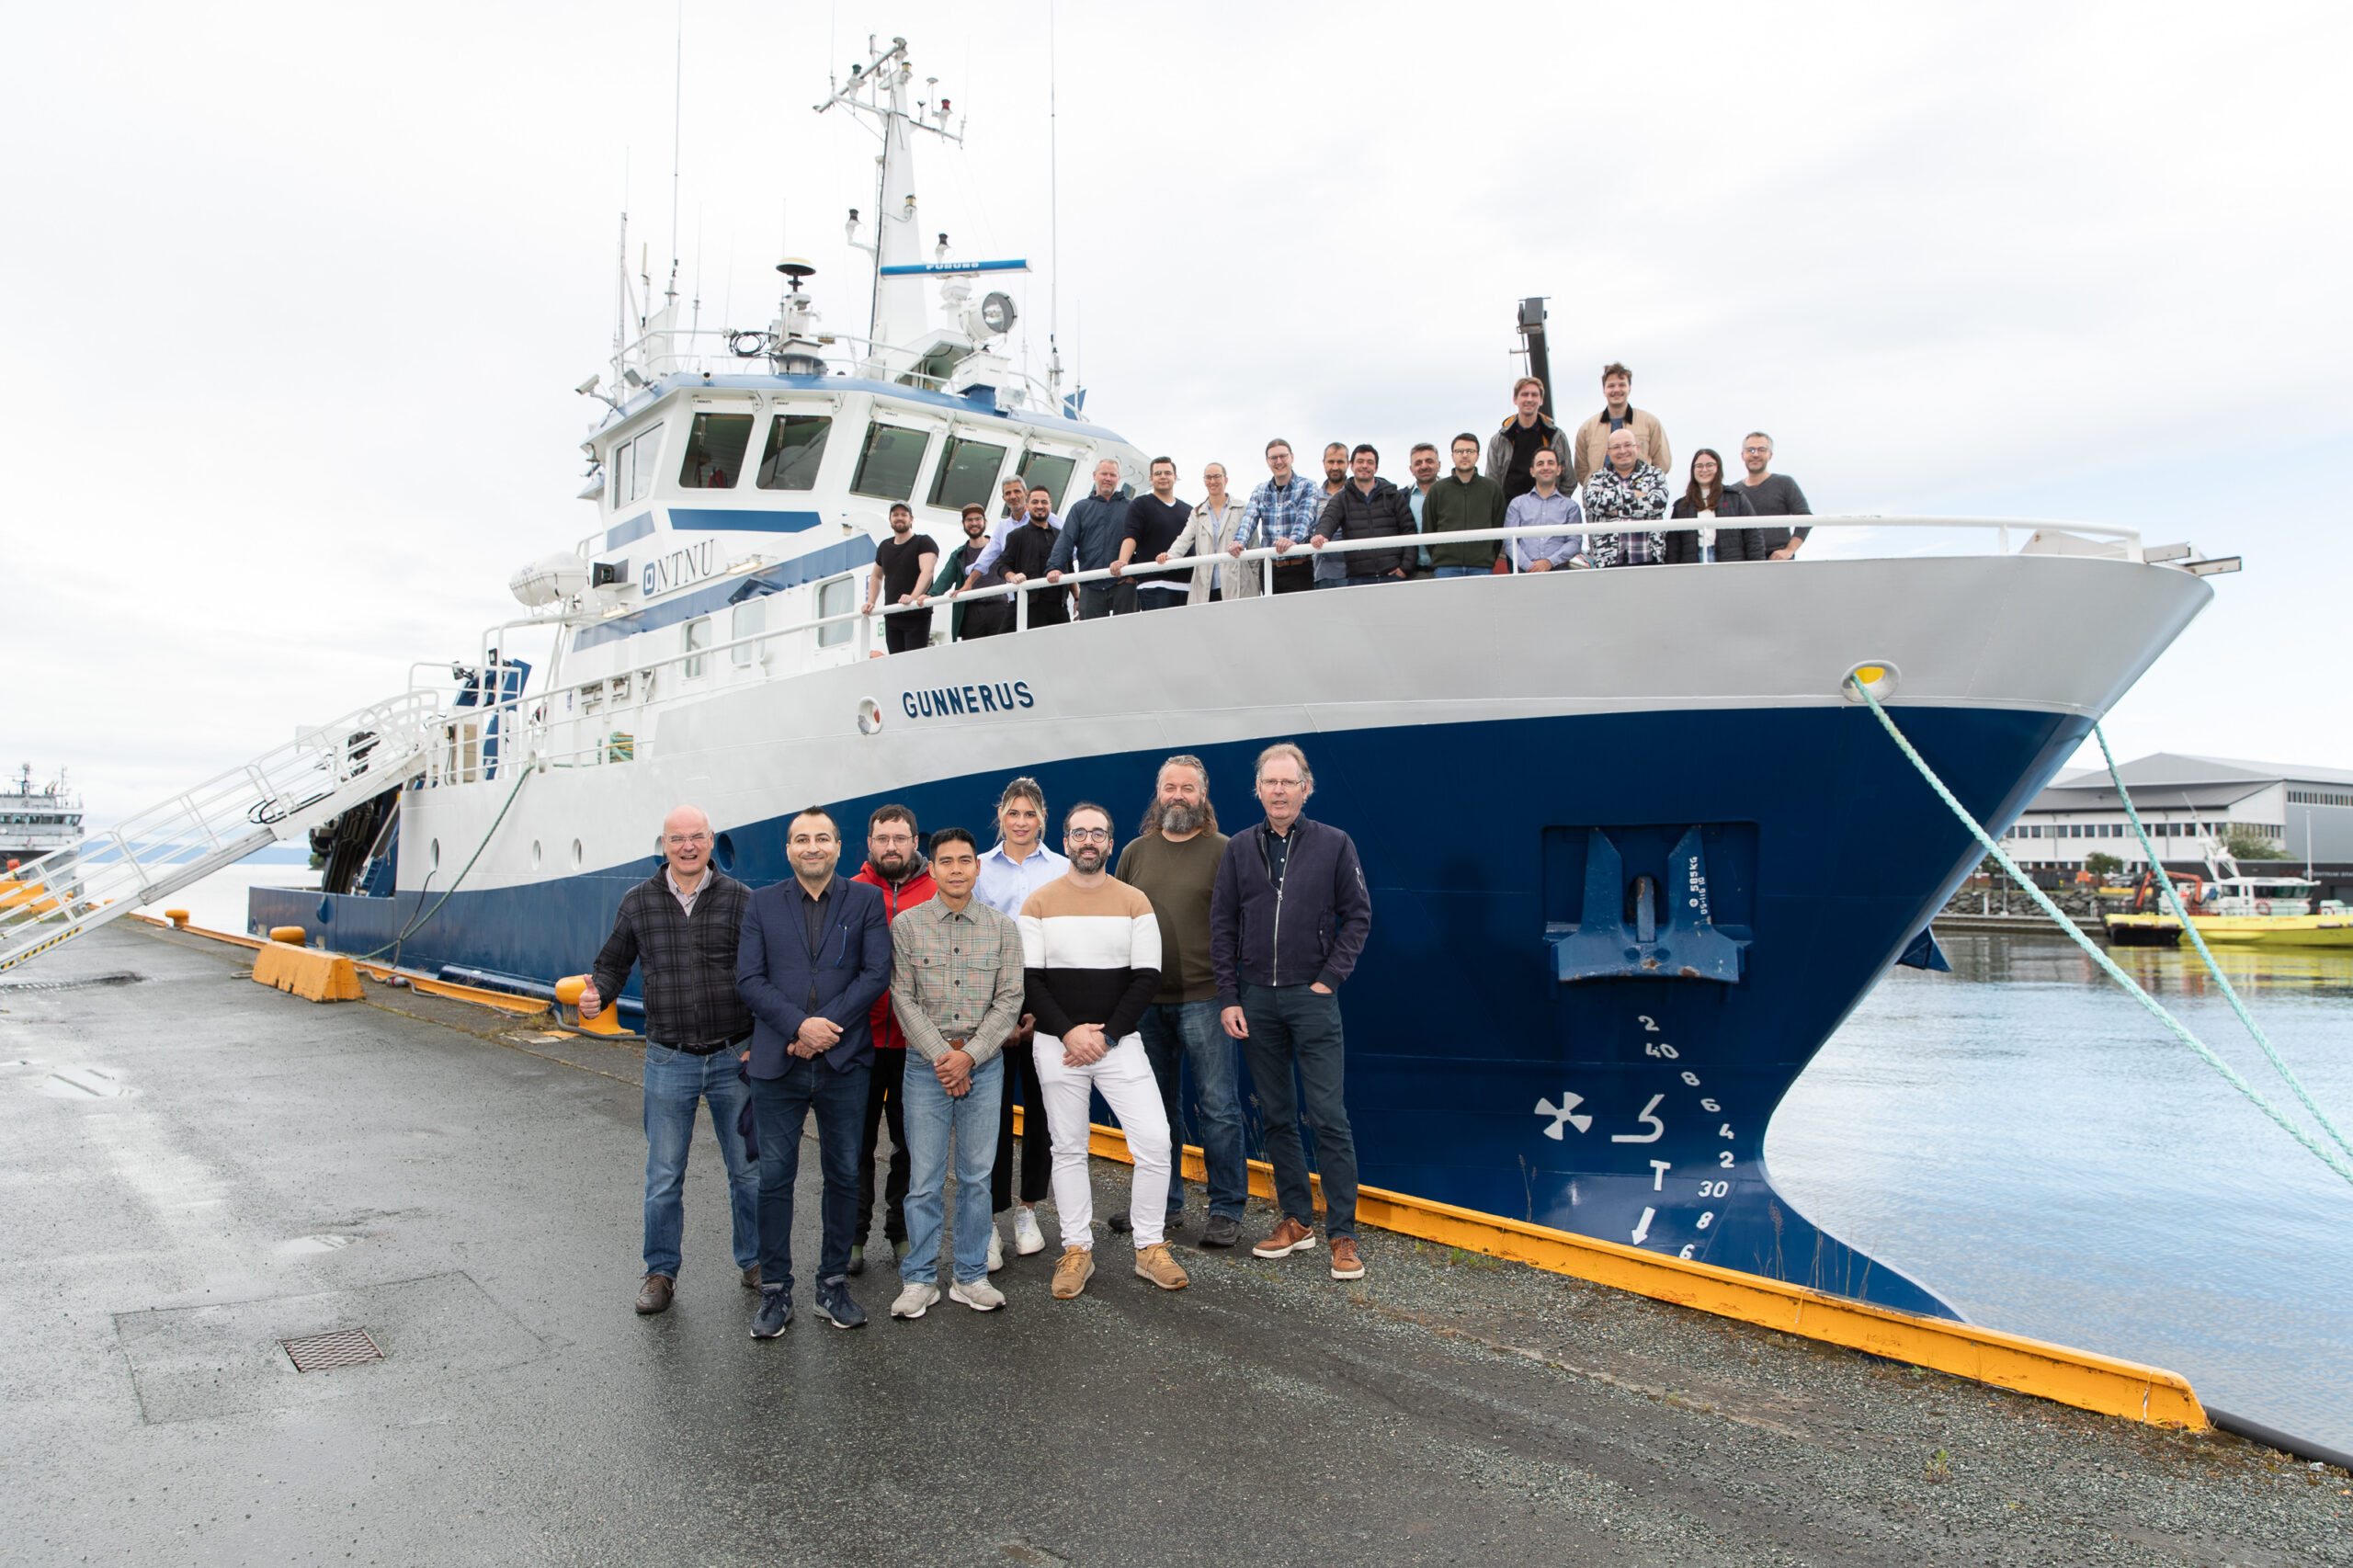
[
  {"xmin": 752, "ymin": 1055, "xmax": 870, "ymax": 1291},
  {"xmin": 883, "ymin": 608, "xmax": 932, "ymax": 653},
  {"xmin": 857, "ymin": 1047, "xmax": 909, "ymax": 1245},
  {"xmin": 1239, "ymin": 982, "xmax": 1358, "ymax": 1240},
  {"xmin": 1076, "ymin": 580, "xmax": 1135, "ymax": 619},
  {"xmin": 990, "ymin": 1038, "xmax": 1052, "ymax": 1211},
  {"xmin": 1024, "ymin": 587, "xmax": 1071, "ymax": 628},
  {"xmin": 1133, "ymin": 586, "xmax": 1187, "ymax": 611},
  {"xmin": 1269, "ymin": 558, "xmax": 1316, "ymax": 595}
]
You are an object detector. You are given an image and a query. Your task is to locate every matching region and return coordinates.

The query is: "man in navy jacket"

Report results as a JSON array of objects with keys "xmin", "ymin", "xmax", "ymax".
[{"xmin": 737, "ymin": 805, "xmax": 892, "ymax": 1335}]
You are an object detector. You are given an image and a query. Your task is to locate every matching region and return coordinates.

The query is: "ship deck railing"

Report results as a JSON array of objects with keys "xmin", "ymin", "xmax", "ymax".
[{"xmin": 409, "ymin": 514, "xmax": 2170, "ymax": 789}]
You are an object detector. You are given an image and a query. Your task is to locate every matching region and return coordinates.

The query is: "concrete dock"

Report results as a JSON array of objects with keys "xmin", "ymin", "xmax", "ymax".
[{"xmin": 6, "ymin": 923, "xmax": 2348, "ymax": 1566}]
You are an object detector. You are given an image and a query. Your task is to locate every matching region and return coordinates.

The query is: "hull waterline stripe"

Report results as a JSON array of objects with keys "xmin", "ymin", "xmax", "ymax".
[
  {"xmin": 1859, "ymin": 680, "xmax": 2353, "ymax": 1188},
  {"xmin": 1064, "ymin": 1113, "xmax": 2210, "ymax": 1430}
]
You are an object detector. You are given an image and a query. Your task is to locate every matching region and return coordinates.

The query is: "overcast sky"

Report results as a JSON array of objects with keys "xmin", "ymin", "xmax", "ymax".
[{"xmin": 5, "ymin": 1, "xmax": 2348, "ymax": 825}]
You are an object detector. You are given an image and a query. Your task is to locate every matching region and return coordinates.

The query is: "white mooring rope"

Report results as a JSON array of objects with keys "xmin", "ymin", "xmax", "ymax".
[{"xmin": 1853, "ymin": 677, "xmax": 2353, "ymax": 1189}]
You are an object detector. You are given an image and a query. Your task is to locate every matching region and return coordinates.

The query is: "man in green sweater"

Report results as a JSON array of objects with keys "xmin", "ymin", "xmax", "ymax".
[
  {"xmin": 1426, "ymin": 433, "xmax": 1507, "ymax": 577},
  {"xmin": 1112, "ymin": 755, "xmax": 1248, "ymax": 1248}
]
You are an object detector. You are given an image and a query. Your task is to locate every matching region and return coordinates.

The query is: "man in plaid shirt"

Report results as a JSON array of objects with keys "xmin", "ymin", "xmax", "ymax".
[
  {"xmin": 582, "ymin": 804, "xmax": 756, "ymax": 1317},
  {"xmin": 884, "ymin": 827, "xmax": 1028, "ymax": 1318},
  {"xmin": 1241, "ymin": 438, "xmax": 1326, "ymax": 596}
]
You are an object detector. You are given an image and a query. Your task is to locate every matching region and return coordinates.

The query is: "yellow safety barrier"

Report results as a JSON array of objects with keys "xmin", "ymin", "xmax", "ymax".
[
  {"xmin": 1, "ymin": 881, "xmax": 60, "ymax": 915},
  {"xmin": 1077, "ymin": 1119, "xmax": 2208, "ymax": 1431},
  {"xmin": 555, "ymin": 974, "xmax": 636, "ymax": 1036},
  {"xmin": 250, "ymin": 939, "xmax": 365, "ymax": 1003}
]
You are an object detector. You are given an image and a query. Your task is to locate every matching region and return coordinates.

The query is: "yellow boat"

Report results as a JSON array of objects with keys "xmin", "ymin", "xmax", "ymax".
[{"xmin": 2106, "ymin": 873, "xmax": 2353, "ymax": 949}]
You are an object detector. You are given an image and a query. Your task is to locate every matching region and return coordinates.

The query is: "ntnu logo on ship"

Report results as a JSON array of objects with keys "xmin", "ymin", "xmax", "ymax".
[{"xmin": 904, "ymin": 681, "xmax": 1035, "ymax": 720}]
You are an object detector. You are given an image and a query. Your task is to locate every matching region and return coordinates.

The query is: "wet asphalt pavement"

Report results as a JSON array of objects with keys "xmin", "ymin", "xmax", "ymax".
[{"xmin": 4, "ymin": 923, "xmax": 2349, "ymax": 1567}]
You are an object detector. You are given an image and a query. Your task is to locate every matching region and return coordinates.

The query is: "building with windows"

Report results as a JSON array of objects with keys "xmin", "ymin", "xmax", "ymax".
[{"xmin": 2000, "ymin": 753, "xmax": 2353, "ymax": 900}]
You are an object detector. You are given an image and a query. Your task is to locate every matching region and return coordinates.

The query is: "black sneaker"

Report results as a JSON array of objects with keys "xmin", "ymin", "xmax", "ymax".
[
  {"xmin": 1108, "ymin": 1212, "xmax": 1132, "ymax": 1234},
  {"xmin": 750, "ymin": 1287, "xmax": 793, "ymax": 1339},
  {"xmin": 813, "ymin": 1277, "xmax": 867, "ymax": 1329},
  {"xmin": 1199, "ymin": 1213, "xmax": 1243, "ymax": 1249},
  {"xmin": 846, "ymin": 1244, "xmax": 867, "ymax": 1278}
]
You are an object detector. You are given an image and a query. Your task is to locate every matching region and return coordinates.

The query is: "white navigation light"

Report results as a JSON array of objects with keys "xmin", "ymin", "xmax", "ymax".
[
  {"xmin": 509, "ymin": 552, "xmax": 590, "ymax": 608},
  {"xmin": 979, "ymin": 290, "xmax": 1017, "ymax": 335}
]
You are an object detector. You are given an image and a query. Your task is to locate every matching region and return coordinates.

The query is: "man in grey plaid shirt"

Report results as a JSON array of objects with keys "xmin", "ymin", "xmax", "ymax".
[{"xmin": 885, "ymin": 826, "xmax": 1028, "ymax": 1318}]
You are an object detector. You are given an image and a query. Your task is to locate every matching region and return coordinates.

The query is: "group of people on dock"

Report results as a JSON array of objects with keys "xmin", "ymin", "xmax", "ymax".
[
  {"xmin": 582, "ymin": 746, "xmax": 1370, "ymax": 1335},
  {"xmin": 860, "ymin": 363, "xmax": 1815, "ymax": 647}
]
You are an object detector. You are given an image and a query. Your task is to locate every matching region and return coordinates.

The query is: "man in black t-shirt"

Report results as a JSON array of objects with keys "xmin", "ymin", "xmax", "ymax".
[
  {"xmin": 1111, "ymin": 458, "xmax": 1193, "ymax": 613},
  {"xmin": 1733, "ymin": 432, "xmax": 1813, "ymax": 560},
  {"xmin": 866, "ymin": 503, "xmax": 940, "ymax": 654}
]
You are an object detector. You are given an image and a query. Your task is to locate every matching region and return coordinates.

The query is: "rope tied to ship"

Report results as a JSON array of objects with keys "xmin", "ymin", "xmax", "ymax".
[{"xmin": 1852, "ymin": 676, "xmax": 2353, "ymax": 1189}]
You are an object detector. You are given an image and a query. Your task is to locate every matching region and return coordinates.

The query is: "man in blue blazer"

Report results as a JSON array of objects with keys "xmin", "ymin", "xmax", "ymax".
[{"xmin": 737, "ymin": 805, "xmax": 892, "ymax": 1335}]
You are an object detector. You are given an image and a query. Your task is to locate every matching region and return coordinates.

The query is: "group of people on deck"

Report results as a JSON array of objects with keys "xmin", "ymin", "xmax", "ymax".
[{"xmin": 856, "ymin": 361, "xmax": 1816, "ymax": 645}]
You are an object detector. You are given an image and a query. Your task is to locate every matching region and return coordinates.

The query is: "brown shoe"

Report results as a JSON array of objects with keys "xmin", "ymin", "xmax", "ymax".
[
  {"xmin": 1328, "ymin": 1237, "xmax": 1366, "ymax": 1280},
  {"xmin": 1050, "ymin": 1245, "xmax": 1097, "ymax": 1300},
  {"xmin": 1133, "ymin": 1242, "xmax": 1189, "ymax": 1290},
  {"xmin": 634, "ymin": 1274, "xmax": 675, "ymax": 1314},
  {"xmin": 1252, "ymin": 1216, "xmax": 1317, "ymax": 1258},
  {"xmin": 741, "ymin": 1265, "xmax": 762, "ymax": 1290}
]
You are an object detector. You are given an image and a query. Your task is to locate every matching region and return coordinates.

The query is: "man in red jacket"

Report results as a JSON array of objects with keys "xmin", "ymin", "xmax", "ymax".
[{"xmin": 848, "ymin": 803, "xmax": 937, "ymax": 1276}]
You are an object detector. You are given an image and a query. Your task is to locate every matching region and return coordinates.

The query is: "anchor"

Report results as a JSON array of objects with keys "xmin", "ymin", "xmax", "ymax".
[{"xmin": 1548, "ymin": 827, "xmax": 1748, "ymax": 984}]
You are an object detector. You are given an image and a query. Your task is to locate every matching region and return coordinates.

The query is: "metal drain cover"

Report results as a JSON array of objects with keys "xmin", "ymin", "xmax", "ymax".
[
  {"xmin": 0, "ymin": 971, "xmax": 145, "ymax": 993},
  {"xmin": 280, "ymin": 1327, "xmax": 384, "ymax": 1372}
]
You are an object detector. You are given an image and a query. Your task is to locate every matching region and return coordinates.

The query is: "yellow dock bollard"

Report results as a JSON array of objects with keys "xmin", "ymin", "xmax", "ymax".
[
  {"xmin": 555, "ymin": 974, "xmax": 634, "ymax": 1037},
  {"xmin": 267, "ymin": 926, "xmax": 308, "ymax": 946},
  {"xmin": 164, "ymin": 908, "xmax": 191, "ymax": 929}
]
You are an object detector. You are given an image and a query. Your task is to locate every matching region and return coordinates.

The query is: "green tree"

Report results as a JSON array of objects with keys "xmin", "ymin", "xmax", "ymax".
[
  {"xmin": 2222, "ymin": 825, "xmax": 2290, "ymax": 860},
  {"xmin": 2084, "ymin": 851, "xmax": 2124, "ymax": 879}
]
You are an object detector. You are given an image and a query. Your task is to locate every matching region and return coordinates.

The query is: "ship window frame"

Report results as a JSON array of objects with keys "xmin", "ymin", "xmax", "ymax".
[
  {"xmin": 814, "ymin": 574, "xmax": 858, "ymax": 649},
  {"xmin": 755, "ymin": 412, "xmax": 834, "ymax": 492},
  {"xmin": 610, "ymin": 423, "xmax": 665, "ymax": 511},
  {"xmin": 682, "ymin": 617, "xmax": 712, "ymax": 678},
  {"xmin": 730, "ymin": 597, "xmax": 767, "ymax": 665},
  {"xmin": 676, "ymin": 410, "xmax": 756, "ymax": 491},
  {"xmin": 1017, "ymin": 448, "xmax": 1083, "ymax": 510},
  {"xmin": 849, "ymin": 419, "xmax": 937, "ymax": 501},
  {"xmin": 925, "ymin": 433, "xmax": 1011, "ymax": 514}
]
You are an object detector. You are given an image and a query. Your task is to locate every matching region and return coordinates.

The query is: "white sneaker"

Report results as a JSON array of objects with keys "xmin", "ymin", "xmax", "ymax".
[
  {"xmin": 986, "ymin": 1225, "xmax": 1006, "ymax": 1273},
  {"xmin": 949, "ymin": 1277, "xmax": 1006, "ymax": 1312},
  {"xmin": 1013, "ymin": 1205, "xmax": 1046, "ymax": 1256},
  {"xmin": 889, "ymin": 1281, "xmax": 939, "ymax": 1320}
]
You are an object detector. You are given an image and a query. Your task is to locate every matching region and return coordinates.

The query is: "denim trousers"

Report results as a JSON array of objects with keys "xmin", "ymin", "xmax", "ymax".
[
  {"xmin": 641, "ymin": 1043, "xmax": 758, "ymax": 1279},
  {"xmin": 1433, "ymin": 565, "xmax": 1489, "ymax": 579},
  {"xmin": 751, "ymin": 1054, "xmax": 870, "ymax": 1291},
  {"xmin": 899, "ymin": 1053, "xmax": 1005, "ymax": 1286},
  {"xmin": 1239, "ymin": 983, "xmax": 1358, "ymax": 1240},
  {"xmin": 1136, "ymin": 999, "xmax": 1248, "ymax": 1220}
]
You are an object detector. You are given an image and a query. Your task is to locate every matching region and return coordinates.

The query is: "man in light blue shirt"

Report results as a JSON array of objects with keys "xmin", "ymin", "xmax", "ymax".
[
  {"xmin": 1506, "ymin": 449, "xmax": 1586, "ymax": 572},
  {"xmin": 972, "ymin": 777, "xmax": 1071, "ymax": 1266}
]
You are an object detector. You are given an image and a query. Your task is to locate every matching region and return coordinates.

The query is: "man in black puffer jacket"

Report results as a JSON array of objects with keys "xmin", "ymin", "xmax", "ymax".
[{"xmin": 1309, "ymin": 444, "xmax": 1415, "ymax": 583}]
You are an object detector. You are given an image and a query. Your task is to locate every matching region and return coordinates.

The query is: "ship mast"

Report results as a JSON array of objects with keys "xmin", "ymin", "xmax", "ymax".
[{"xmin": 818, "ymin": 36, "xmax": 963, "ymax": 379}]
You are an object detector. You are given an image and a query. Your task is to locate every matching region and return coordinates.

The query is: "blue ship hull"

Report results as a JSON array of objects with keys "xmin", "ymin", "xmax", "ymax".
[{"xmin": 256, "ymin": 700, "xmax": 2086, "ymax": 1321}]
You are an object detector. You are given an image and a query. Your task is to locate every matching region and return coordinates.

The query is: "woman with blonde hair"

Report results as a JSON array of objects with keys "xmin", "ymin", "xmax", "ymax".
[{"xmin": 1167, "ymin": 461, "xmax": 1260, "ymax": 603}]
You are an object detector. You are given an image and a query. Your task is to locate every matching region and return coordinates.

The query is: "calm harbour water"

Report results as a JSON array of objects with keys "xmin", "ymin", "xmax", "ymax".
[{"xmin": 1769, "ymin": 927, "xmax": 2353, "ymax": 1452}]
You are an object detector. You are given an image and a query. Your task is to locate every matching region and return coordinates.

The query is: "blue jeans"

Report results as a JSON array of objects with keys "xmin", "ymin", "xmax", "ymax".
[
  {"xmin": 1433, "ymin": 565, "xmax": 1488, "ymax": 579},
  {"xmin": 1137, "ymin": 1000, "xmax": 1247, "ymax": 1220},
  {"xmin": 641, "ymin": 1043, "xmax": 758, "ymax": 1280},
  {"xmin": 751, "ymin": 1055, "xmax": 870, "ymax": 1291},
  {"xmin": 900, "ymin": 1053, "xmax": 1005, "ymax": 1285},
  {"xmin": 1239, "ymin": 983, "xmax": 1358, "ymax": 1240}
]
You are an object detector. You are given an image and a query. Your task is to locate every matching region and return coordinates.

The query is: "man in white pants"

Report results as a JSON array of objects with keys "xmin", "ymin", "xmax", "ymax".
[{"xmin": 1017, "ymin": 801, "xmax": 1190, "ymax": 1299}]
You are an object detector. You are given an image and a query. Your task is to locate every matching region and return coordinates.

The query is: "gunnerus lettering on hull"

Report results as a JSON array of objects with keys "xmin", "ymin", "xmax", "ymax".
[{"xmin": 902, "ymin": 681, "xmax": 1035, "ymax": 720}]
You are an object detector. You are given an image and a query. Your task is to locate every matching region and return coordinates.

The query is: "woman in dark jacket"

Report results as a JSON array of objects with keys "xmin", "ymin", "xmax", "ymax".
[{"xmin": 1665, "ymin": 449, "xmax": 1765, "ymax": 562}]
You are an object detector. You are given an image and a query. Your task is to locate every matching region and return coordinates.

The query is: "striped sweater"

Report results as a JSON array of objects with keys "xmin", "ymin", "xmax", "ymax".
[{"xmin": 1017, "ymin": 875, "xmax": 1162, "ymax": 1043}]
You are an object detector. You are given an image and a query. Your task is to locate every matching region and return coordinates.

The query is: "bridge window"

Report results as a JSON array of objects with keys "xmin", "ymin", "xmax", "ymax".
[
  {"xmin": 1018, "ymin": 450, "xmax": 1078, "ymax": 508},
  {"xmin": 851, "ymin": 422, "xmax": 932, "ymax": 500},
  {"xmin": 816, "ymin": 575, "xmax": 857, "ymax": 648},
  {"xmin": 927, "ymin": 436, "xmax": 1009, "ymax": 512},
  {"xmin": 756, "ymin": 415, "xmax": 832, "ymax": 491},
  {"xmin": 610, "ymin": 425, "xmax": 664, "ymax": 509},
  {"xmin": 678, "ymin": 413, "xmax": 755, "ymax": 489}
]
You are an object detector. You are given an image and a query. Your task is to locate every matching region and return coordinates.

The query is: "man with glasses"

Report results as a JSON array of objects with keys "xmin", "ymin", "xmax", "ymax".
[
  {"xmin": 1019, "ymin": 803, "xmax": 1188, "ymax": 1299},
  {"xmin": 1241, "ymin": 439, "xmax": 1324, "ymax": 597},
  {"xmin": 583, "ymin": 805, "xmax": 757, "ymax": 1316},
  {"xmin": 1733, "ymin": 431, "xmax": 1813, "ymax": 560}
]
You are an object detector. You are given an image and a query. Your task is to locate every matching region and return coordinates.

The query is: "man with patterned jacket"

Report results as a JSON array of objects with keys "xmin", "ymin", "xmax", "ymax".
[
  {"xmin": 1018, "ymin": 801, "xmax": 1189, "ymax": 1301},
  {"xmin": 847, "ymin": 803, "xmax": 936, "ymax": 1278},
  {"xmin": 1580, "ymin": 426, "xmax": 1672, "ymax": 568}
]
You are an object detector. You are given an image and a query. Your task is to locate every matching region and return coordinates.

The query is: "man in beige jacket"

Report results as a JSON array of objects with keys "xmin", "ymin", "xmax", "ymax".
[{"xmin": 1570, "ymin": 362, "xmax": 1671, "ymax": 487}]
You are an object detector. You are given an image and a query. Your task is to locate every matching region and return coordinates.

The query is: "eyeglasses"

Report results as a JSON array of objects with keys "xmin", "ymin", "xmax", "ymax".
[
  {"xmin": 664, "ymin": 833, "xmax": 711, "ymax": 847},
  {"xmin": 1064, "ymin": 828, "xmax": 1112, "ymax": 844}
]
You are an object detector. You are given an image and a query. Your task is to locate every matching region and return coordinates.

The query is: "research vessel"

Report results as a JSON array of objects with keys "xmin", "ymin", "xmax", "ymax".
[{"xmin": 1, "ymin": 37, "xmax": 2229, "ymax": 1320}]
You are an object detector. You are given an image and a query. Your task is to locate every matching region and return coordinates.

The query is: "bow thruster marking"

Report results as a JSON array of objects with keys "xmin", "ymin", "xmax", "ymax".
[{"xmin": 1534, "ymin": 1094, "xmax": 1594, "ymax": 1140}]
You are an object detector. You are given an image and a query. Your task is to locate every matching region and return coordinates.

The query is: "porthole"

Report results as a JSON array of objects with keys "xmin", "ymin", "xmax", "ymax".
[
  {"xmin": 857, "ymin": 697, "xmax": 884, "ymax": 736},
  {"xmin": 713, "ymin": 832, "xmax": 738, "ymax": 873},
  {"xmin": 570, "ymin": 838, "xmax": 584, "ymax": 870}
]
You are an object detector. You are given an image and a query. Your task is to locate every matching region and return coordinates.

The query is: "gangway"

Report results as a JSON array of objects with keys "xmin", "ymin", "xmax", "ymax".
[{"xmin": 0, "ymin": 690, "xmax": 447, "ymax": 974}]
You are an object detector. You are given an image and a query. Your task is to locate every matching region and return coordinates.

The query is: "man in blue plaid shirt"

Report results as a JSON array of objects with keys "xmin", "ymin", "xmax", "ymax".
[{"xmin": 1241, "ymin": 438, "xmax": 1326, "ymax": 596}]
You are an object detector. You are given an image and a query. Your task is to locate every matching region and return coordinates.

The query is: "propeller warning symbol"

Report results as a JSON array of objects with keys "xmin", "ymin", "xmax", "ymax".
[{"xmin": 1534, "ymin": 1093, "xmax": 1593, "ymax": 1140}]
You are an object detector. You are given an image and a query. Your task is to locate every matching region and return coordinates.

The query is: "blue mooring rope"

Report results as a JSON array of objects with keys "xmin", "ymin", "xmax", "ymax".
[{"xmin": 1853, "ymin": 677, "xmax": 2353, "ymax": 1188}]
